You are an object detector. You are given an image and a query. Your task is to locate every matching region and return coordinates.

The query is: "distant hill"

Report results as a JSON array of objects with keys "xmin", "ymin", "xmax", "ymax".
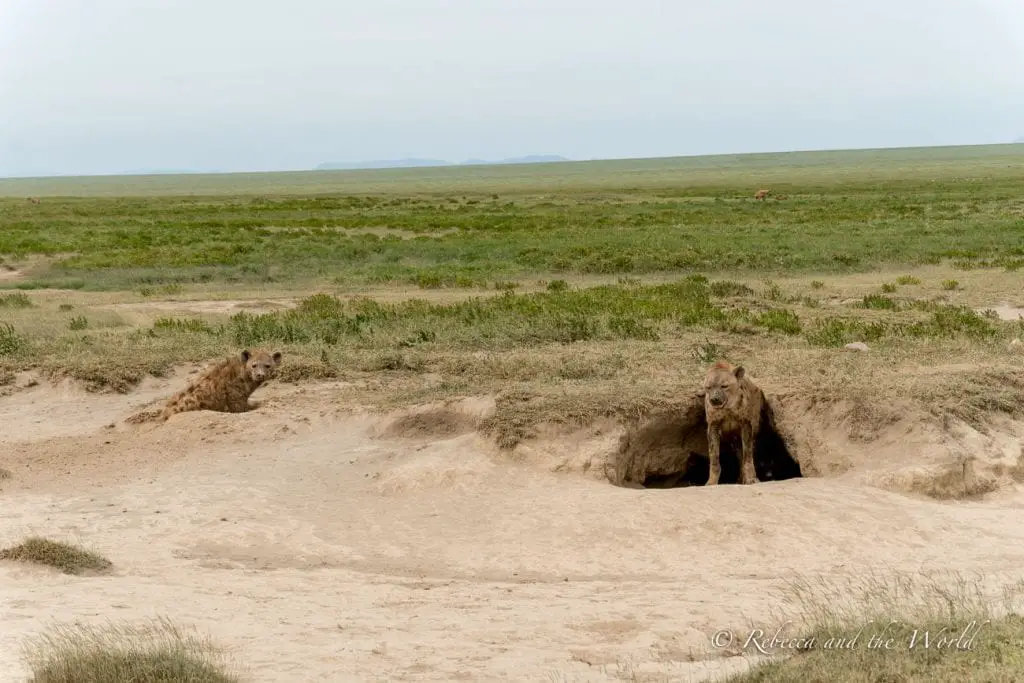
[{"xmin": 314, "ymin": 155, "xmax": 570, "ymax": 171}]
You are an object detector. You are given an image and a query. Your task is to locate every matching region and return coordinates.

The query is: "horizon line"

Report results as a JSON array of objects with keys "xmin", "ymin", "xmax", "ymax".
[{"xmin": 3, "ymin": 140, "xmax": 1022, "ymax": 182}]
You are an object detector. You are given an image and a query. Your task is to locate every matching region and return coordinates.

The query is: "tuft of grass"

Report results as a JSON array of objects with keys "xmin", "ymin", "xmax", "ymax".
[
  {"xmin": 0, "ymin": 322, "xmax": 25, "ymax": 355},
  {"xmin": 861, "ymin": 294, "xmax": 899, "ymax": 310},
  {"xmin": 546, "ymin": 279, "xmax": 569, "ymax": 292},
  {"xmin": 0, "ymin": 292, "xmax": 33, "ymax": 308},
  {"xmin": 755, "ymin": 308, "xmax": 802, "ymax": 334},
  {"xmin": 22, "ymin": 616, "xmax": 240, "ymax": 683},
  {"xmin": 805, "ymin": 318, "xmax": 887, "ymax": 348},
  {"xmin": 724, "ymin": 571, "xmax": 1024, "ymax": 683},
  {"xmin": 710, "ymin": 280, "xmax": 755, "ymax": 297},
  {"xmin": 691, "ymin": 340, "xmax": 721, "ymax": 364},
  {"xmin": 68, "ymin": 315, "xmax": 89, "ymax": 331},
  {"xmin": 881, "ymin": 282, "xmax": 897, "ymax": 293},
  {"xmin": 810, "ymin": 280, "xmax": 825, "ymax": 289},
  {"xmin": 897, "ymin": 275, "xmax": 922, "ymax": 285},
  {"xmin": 0, "ymin": 537, "xmax": 112, "ymax": 575},
  {"xmin": 153, "ymin": 317, "xmax": 220, "ymax": 335},
  {"xmin": 58, "ymin": 303, "xmax": 74, "ymax": 311},
  {"xmin": 942, "ymin": 279, "xmax": 960, "ymax": 291},
  {"xmin": 761, "ymin": 279, "xmax": 784, "ymax": 301}
]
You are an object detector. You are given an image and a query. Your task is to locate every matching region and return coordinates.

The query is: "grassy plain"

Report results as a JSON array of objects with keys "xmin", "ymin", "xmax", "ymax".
[
  {"xmin": 2, "ymin": 144, "xmax": 1023, "ymax": 431},
  {"xmin": 3, "ymin": 144, "xmax": 1024, "ymax": 681}
]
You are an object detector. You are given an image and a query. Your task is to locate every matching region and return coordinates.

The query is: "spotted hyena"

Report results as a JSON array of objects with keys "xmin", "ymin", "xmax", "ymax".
[
  {"xmin": 125, "ymin": 349, "xmax": 282, "ymax": 423},
  {"xmin": 700, "ymin": 360, "xmax": 765, "ymax": 485}
]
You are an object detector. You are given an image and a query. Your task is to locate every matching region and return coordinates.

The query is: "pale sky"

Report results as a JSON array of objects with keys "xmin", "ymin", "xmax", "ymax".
[{"xmin": 1, "ymin": 0, "xmax": 1022, "ymax": 177}]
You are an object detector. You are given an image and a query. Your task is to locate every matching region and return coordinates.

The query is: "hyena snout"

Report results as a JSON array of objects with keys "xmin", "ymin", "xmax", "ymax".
[
  {"xmin": 707, "ymin": 390, "xmax": 727, "ymax": 407},
  {"xmin": 250, "ymin": 367, "xmax": 272, "ymax": 381}
]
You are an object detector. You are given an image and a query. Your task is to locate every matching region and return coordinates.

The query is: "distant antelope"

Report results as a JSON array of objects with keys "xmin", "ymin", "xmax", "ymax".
[
  {"xmin": 754, "ymin": 189, "xmax": 770, "ymax": 201},
  {"xmin": 26, "ymin": 197, "xmax": 40, "ymax": 205}
]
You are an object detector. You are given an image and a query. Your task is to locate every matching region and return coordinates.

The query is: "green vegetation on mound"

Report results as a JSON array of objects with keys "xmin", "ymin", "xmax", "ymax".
[
  {"xmin": 0, "ymin": 276, "xmax": 1017, "ymax": 394},
  {"xmin": 726, "ymin": 572, "xmax": 1024, "ymax": 683},
  {"xmin": 728, "ymin": 616, "xmax": 1024, "ymax": 683},
  {"xmin": 0, "ymin": 537, "xmax": 112, "ymax": 575}
]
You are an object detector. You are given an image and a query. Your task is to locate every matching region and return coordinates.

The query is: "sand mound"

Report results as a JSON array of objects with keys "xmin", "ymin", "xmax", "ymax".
[
  {"xmin": 610, "ymin": 394, "xmax": 802, "ymax": 488},
  {"xmin": 374, "ymin": 397, "xmax": 495, "ymax": 440},
  {"xmin": 497, "ymin": 390, "xmax": 1024, "ymax": 502},
  {"xmin": 6, "ymin": 374, "xmax": 1024, "ymax": 681}
]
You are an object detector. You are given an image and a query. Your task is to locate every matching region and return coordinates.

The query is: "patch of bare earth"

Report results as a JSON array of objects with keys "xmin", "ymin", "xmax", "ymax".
[{"xmin": 3, "ymin": 360, "xmax": 1024, "ymax": 682}]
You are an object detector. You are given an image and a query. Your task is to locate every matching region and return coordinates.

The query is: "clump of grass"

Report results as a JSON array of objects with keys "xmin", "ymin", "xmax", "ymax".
[
  {"xmin": 942, "ymin": 279, "xmax": 960, "ymax": 291},
  {"xmin": 881, "ymin": 282, "xmax": 897, "ymax": 293},
  {"xmin": 0, "ymin": 322, "xmax": 25, "ymax": 355},
  {"xmin": 724, "ymin": 571, "xmax": 1024, "ymax": 682},
  {"xmin": 897, "ymin": 275, "xmax": 922, "ymax": 285},
  {"xmin": 710, "ymin": 280, "xmax": 755, "ymax": 297},
  {"xmin": 692, "ymin": 340, "xmax": 721, "ymax": 364},
  {"xmin": 0, "ymin": 292, "xmax": 33, "ymax": 308},
  {"xmin": 810, "ymin": 280, "xmax": 825, "ymax": 289},
  {"xmin": 805, "ymin": 318, "xmax": 887, "ymax": 347},
  {"xmin": 0, "ymin": 537, "xmax": 112, "ymax": 575},
  {"xmin": 546, "ymin": 279, "xmax": 569, "ymax": 292},
  {"xmin": 761, "ymin": 279, "xmax": 783, "ymax": 300},
  {"xmin": 755, "ymin": 308, "xmax": 802, "ymax": 334},
  {"xmin": 58, "ymin": 303, "xmax": 74, "ymax": 311},
  {"xmin": 153, "ymin": 317, "xmax": 220, "ymax": 335},
  {"xmin": 22, "ymin": 616, "xmax": 240, "ymax": 683},
  {"xmin": 906, "ymin": 305, "xmax": 997, "ymax": 340},
  {"xmin": 68, "ymin": 315, "xmax": 89, "ymax": 330},
  {"xmin": 861, "ymin": 294, "xmax": 899, "ymax": 310}
]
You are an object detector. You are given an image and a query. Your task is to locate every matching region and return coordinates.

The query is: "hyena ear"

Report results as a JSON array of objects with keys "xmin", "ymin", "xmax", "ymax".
[
  {"xmin": 240, "ymin": 349, "xmax": 250, "ymax": 362},
  {"xmin": 272, "ymin": 351, "xmax": 282, "ymax": 364},
  {"xmin": 733, "ymin": 365, "xmax": 745, "ymax": 380}
]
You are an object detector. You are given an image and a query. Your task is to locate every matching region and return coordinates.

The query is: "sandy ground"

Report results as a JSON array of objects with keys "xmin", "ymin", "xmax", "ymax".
[{"xmin": 3, "ymin": 366, "xmax": 1024, "ymax": 683}]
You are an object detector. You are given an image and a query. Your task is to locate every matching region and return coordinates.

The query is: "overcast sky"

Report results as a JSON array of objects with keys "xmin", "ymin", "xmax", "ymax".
[{"xmin": 1, "ymin": 0, "xmax": 1022, "ymax": 177}]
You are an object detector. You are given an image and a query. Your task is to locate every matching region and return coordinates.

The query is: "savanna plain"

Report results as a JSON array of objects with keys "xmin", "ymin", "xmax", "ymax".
[{"xmin": 2, "ymin": 144, "xmax": 1024, "ymax": 682}]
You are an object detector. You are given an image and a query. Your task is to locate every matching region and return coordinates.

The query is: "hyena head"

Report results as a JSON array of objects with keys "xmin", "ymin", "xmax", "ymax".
[
  {"xmin": 241, "ymin": 349, "xmax": 282, "ymax": 383},
  {"xmin": 702, "ymin": 361, "xmax": 745, "ymax": 409}
]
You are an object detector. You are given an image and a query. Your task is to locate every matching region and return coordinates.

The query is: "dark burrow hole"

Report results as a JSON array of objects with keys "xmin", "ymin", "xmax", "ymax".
[{"xmin": 613, "ymin": 400, "xmax": 803, "ymax": 488}]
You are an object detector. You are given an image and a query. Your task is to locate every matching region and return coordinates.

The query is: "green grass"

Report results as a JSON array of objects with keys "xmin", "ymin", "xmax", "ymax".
[
  {"xmin": 22, "ymin": 617, "xmax": 240, "ymax": 683},
  {"xmin": 0, "ymin": 537, "xmax": 112, "ymax": 575},
  {"xmin": 0, "ymin": 292, "xmax": 34, "ymax": 308},
  {"xmin": 724, "ymin": 572, "xmax": 1024, "ymax": 683},
  {"xmin": 2, "ymin": 144, "xmax": 1024, "ymax": 290}
]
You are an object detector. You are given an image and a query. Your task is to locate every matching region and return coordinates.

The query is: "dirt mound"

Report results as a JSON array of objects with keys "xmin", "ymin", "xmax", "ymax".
[
  {"xmin": 376, "ymin": 398, "xmax": 495, "ymax": 440},
  {"xmin": 609, "ymin": 394, "xmax": 802, "ymax": 488},
  {"xmin": 497, "ymin": 389, "xmax": 1024, "ymax": 501}
]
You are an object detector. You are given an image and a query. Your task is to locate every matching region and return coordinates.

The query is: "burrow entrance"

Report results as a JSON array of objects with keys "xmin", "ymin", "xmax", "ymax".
[{"xmin": 610, "ymin": 396, "xmax": 803, "ymax": 488}]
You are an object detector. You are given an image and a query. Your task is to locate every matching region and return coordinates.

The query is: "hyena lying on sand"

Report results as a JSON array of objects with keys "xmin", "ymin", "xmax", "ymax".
[{"xmin": 126, "ymin": 349, "xmax": 282, "ymax": 423}]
